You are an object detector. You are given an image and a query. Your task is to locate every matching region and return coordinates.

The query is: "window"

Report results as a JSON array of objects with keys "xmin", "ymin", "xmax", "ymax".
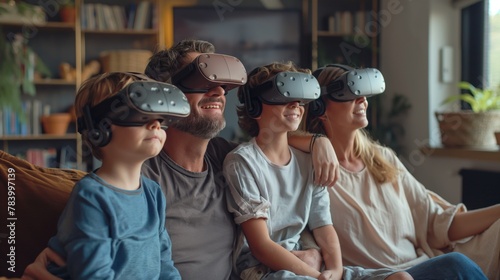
[
  {"xmin": 487, "ymin": 0, "xmax": 499, "ymax": 89},
  {"xmin": 461, "ymin": 0, "xmax": 498, "ymax": 90},
  {"xmin": 458, "ymin": 0, "xmax": 500, "ymax": 109}
]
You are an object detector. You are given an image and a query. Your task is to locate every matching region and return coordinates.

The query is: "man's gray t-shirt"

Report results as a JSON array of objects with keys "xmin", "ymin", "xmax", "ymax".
[{"xmin": 142, "ymin": 137, "xmax": 238, "ymax": 280}]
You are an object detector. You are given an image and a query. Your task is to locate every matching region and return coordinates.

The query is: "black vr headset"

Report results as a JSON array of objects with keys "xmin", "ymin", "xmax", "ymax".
[
  {"xmin": 171, "ymin": 53, "xmax": 247, "ymax": 94},
  {"xmin": 77, "ymin": 73, "xmax": 190, "ymax": 147},
  {"xmin": 240, "ymin": 70, "xmax": 321, "ymax": 118},
  {"xmin": 309, "ymin": 64, "xmax": 385, "ymax": 117}
]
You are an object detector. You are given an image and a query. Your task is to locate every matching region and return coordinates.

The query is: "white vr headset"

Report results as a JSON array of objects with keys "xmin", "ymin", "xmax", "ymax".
[{"xmin": 313, "ymin": 64, "xmax": 385, "ymax": 102}]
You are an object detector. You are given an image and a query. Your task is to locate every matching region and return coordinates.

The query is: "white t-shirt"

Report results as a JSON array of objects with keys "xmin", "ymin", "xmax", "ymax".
[{"xmin": 223, "ymin": 138, "xmax": 332, "ymax": 275}]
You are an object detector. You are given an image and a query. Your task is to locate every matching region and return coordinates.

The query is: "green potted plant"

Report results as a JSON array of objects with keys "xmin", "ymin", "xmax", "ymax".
[
  {"xmin": 59, "ymin": 0, "xmax": 75, "ymax": 23},
  {"xmin": 0, "ymin": 1, "xmax": 46, "ymax": 24},
  {"xmin": 435, "ymin": 81, "xmax": 500, "ymax": 147},
  {"xmin": 0, "ymin": 28, "xmax": 51, "ymax": 116}
]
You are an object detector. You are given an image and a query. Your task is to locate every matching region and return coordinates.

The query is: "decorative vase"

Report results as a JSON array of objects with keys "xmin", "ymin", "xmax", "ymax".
[
  {"xmin": 67, "ymin": 105, "xmax": 77, "ymax": 123},
  {"xmin": 41, "ymin": 113, "xmax": 72, "ymax": 135}
]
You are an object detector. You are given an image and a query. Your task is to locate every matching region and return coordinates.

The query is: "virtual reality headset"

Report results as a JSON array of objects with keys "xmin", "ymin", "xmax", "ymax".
[
  {"xmin": 77, "ymin": 79, "xmax": 190, "ymax": 133},
  {"xmin": 249, "ymin": 71, "xmax": 321, "ymax": 105},
  {"xmin": 316, "ymin": 66, "xmax": 385, "ymax": 102},
  {"xmin": 171, "ymin": 53, "xmax": 247, "ymax": 93}
]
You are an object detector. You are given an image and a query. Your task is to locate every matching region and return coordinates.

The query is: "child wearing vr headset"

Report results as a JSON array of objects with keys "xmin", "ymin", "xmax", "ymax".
[
  {"xmin": 303, "ymin": 64, "xmax": 490, "ymax": 280},
  {"xmin": 223, "ymin": 61, "xmax": 411, "ymax": 280},
  {"xmin": 45, "ymin": 72, "xmax": 189, "ymax": 279}
]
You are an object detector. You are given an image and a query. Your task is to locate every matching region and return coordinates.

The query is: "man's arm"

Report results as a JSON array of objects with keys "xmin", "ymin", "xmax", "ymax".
[
  {"xmin": 22, "ymin": 248, "xmax": 65, "ymax": 280},
  {"xmin": 241, "ymin": 218, "xmax": 321, "ymax": 278},
  {"xmin": 288, "ymin": 132, "xmax": 339, "ymax": 187}
]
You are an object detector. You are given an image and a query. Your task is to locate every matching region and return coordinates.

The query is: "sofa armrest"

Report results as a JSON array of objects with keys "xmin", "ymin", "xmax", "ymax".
[{"xmin": 0, "ymin": 150, "xmax": 86, "ymax": 278}]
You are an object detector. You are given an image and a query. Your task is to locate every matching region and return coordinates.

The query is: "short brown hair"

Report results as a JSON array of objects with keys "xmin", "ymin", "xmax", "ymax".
[
  {"xmin": 74, "ymin": 72, "xmax": 140, "ymax": 160},
  {"xmin": 145, "ymin": 39, "xmax": 215, "ymax": 82}
]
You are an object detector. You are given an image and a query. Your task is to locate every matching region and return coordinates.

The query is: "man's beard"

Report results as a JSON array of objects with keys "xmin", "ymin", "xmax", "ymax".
[{"xmin": 172, "ymin": 110, "xmax": 226, "ymax": 139}]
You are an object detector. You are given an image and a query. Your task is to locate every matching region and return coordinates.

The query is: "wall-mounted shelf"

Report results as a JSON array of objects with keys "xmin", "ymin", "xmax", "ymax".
[
  {"xmin": 317, "ymin": 31, "xmax": 353, "ymax": 37},
  {"xmin": 35, "ymin": 79, "xmax": 76, "ymax": 86},
  {"xmin": 0, "ymin": 134, "xmax": 78, "ymax": 141},
  {"xmin": 82, "ymin": 29, "xmax": 157, "ymax": 35},
  {"xmin": 420, "ymin": 145, "xmax": 500, "ymax": 162},
  {"xmin": 0, "ymin": 21, "xmax": 75, "ymax": 29}
]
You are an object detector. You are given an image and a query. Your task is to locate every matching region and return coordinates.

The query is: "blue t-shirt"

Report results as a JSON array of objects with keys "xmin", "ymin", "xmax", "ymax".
[{"xmin": 47, "ymin": 172, "xmax": 180, "ymax": 280}]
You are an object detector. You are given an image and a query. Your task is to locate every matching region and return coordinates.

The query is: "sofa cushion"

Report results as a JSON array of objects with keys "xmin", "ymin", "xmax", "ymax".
[{"xmin": 0, "ymin": 150, "xmax": 86, "ymax": 277}]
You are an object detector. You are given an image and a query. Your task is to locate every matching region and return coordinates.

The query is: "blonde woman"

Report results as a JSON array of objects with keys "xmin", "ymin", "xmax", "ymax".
[{"xmin": 303, "ymin": 64, "xmax": 498, "ymax": 279}]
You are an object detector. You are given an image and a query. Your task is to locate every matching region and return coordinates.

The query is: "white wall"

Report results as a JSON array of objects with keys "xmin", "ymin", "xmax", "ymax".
[{"xmin": 380, "ymin": 0, "xmax": 500, "ymax": 204}]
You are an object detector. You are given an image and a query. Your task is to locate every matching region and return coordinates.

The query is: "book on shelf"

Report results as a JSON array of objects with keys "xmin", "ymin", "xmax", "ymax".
[
  {"xmin": 112, "ymin": 5, "xmax": 127, "ymax": 29},
  {"xmin": 21, "ymin": 146, "xmax": 77, "ymax": 169},
  {"xmin": 133, "ymin": 1, "xmax": 151, "ymax": 30},
  {"xmin": 126, "ymin": 2, "xmax": 137, "ymax": 29},
  {"xmin": 94, "ymin": 3, "xmax": 107, "ymax": 30},
  {"xmin": 25, "ymin": 148, "xmax": 57, "ymax": 168},
  {"xmin": 83, "ymin": 3, "xmax": 96, "ymax": 30},
  {"xmin": 327, "ymin": 10, "xmax": 370, "ymax": 35},
  {"xmin": 102, "ymin": 4, "xmax": 118, "ymax": 30},
  {"xmin": 81, "ymin": 2, "xmax": 153, "ymax": 31},
  {"xmin": 0, "ymin": 99, "xmax": 45, "ymax": 136}
]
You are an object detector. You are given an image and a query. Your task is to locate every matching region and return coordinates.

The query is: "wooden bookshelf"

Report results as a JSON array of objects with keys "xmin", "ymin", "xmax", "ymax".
[{"xmin": 0, "ymin": 0, "xmax": 164, "ymax": 171}]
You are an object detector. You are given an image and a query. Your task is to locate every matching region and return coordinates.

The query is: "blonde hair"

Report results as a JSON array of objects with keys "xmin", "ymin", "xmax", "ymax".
[
  {"xmin": 74, "ymin": 72, "xmax": 138, "ymax": 160},
  {"xmin": 304, "ymin": 66, "xmax": 399, "ymax": 184},
  {"xmin": 237, "ymin": 61, "xmax": 311, "ymax": 137}
]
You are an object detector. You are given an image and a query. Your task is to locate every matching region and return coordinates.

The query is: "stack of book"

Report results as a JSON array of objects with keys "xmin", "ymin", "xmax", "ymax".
[
  {"xmin": 0, "ymin": 100, "xmax": 47, "ymax": 137},
  {"xmin": 80, "ymin": 1, "xmax": 157, "ymax": 31}
]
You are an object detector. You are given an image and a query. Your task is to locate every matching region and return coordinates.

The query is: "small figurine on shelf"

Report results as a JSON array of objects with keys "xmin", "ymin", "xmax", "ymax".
[{"xmin": 59, "ymin": 60, "xmax": 100, "ymax": 82}]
